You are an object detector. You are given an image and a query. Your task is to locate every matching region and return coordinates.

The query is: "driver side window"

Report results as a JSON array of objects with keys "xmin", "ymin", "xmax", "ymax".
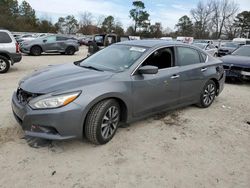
[{"xmin": 142, "ymin": 47, "xmax": 174, "ymax": 69}]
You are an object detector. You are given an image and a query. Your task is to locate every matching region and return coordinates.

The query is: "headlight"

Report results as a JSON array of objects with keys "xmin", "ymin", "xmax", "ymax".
[{"xmin": 29, "ymin": 91, "xmax": 81, "ymax": 109}]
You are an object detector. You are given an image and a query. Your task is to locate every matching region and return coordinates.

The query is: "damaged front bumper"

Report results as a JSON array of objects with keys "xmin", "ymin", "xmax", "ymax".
[{"xmin": 223, "ymin": 65, "xmax": 250, "ymax": 80}]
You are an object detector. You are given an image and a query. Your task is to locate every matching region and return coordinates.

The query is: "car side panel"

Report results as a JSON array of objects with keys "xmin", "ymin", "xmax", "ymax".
[{"xmin": 131, "ymin": 67, "xmax": 180, "ymax": 117}]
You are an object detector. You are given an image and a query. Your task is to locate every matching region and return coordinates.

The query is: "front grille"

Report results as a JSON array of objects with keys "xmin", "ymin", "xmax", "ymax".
[
  {"xmin": 16, "ymin": 88, "xmax": 40, "ymax": 104},
  {"xmin": 219, "ymin": 49, "xmax": 229, "ymax": 53}
]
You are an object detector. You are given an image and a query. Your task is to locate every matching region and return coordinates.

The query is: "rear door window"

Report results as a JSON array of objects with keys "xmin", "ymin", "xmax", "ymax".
[
  {"xmin": 0, "ymin": 32, "xmax": 12, "ymax": 43},
  {"xmin": 177, "ymin": 47, "xmax": 201, "ymax": 66}
]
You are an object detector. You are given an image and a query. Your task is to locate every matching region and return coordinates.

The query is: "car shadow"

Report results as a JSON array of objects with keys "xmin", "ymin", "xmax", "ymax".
[
  {"xmin": 21, "ymin": 53, "xmax": 78, "ymax": 57},
  {"xmin": 225, "ymin": 78, "xmax": 250, "ymax": 85}
]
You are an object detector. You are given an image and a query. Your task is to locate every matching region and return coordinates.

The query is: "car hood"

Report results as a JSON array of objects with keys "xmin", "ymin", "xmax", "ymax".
[
  {"xmin": 19, "ymin": 63, "xmax": 114, "ymax": 94},
  {"xmin": 219, "ymin": 47, "xmax": 236, "ymax": 52},
  {"xmin": 221, "ymin": 55, "xmax": 250, "ymax": 68}
]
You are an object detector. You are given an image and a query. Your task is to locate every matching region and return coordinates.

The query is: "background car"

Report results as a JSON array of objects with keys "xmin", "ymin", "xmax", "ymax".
[
  {"xmin": 218, "ymin": 42, "xmax": 241, "ymax": 56},
  {"xmin": 193, "ymin": 43, "xmax": 218, "ymax": 57},
  {"xmin": 88, "ymin": 34, "xmax": 130, "ymax": 55},
  {"xmin": 78, "ymin": 37, "xmax": 93, "ymax": 46},
  {"xmin": 12, "ymin": 40, "xmax": 225, "ymax": 145},
  {"xmin": 0, "ymin": 30, "xmax": 22, "ymax": 73},
  {"xmin": 221, "ymin": 45, "xmax": 250, "ymax": 80},
  {"xmin": 20, "ymin": 35, "xmax": 79, "ymax": 56}
]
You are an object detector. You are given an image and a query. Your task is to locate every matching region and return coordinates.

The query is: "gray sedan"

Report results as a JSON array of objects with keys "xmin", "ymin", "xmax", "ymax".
[
  {"xmin": 12, "ymin": 40, "xmax": 225, "ymax": 145},
  {"xmin": 20, "ymin": 35, "xmax": 79, "ymax": 56}
]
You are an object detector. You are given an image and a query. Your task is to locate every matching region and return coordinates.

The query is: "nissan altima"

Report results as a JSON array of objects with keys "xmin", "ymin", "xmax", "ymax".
[{"xmin": 12, "ymin": 40, "xmax": 225, "ymax": 145}]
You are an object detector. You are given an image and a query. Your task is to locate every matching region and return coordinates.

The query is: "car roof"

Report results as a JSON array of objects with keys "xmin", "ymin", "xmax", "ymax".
[
  {"xmin": 118, "ymin": 39, "xmax": 184, "ymax": 48},
  {"xmin": 193, "ymin": 42, "xmax": 207, "ymax": 45}
]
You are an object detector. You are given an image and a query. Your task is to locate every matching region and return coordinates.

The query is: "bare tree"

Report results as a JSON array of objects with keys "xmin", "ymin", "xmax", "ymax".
[
  {"xmin": 211, "ymin": 0, "xmax": 239, "ymax": 38},
  {"xmin": 79, "ymin": 11, "xmax": 93, "ymax": 34},
  {"xmin": 191, "ymin": 0, "xmax": 214, "ymax": 38}
]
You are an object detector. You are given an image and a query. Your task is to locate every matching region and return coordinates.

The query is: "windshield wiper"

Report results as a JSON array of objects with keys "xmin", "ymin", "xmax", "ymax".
[{"xmin": 81, "ymin": 65, "xmax": 103, "ymax": 71}]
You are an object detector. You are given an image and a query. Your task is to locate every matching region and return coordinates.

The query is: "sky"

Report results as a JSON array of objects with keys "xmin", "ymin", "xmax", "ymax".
[{"xmin": 17, "ymin": 0, "xmax": 250, "ymax": 31}]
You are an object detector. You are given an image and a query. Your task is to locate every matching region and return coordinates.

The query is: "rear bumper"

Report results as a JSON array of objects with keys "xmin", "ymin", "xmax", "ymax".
[
  {"xmin": 11, "ymin": 92, "xmax": 85, "ymax": 140},
  {"xmin": 218, "ymin": 71, "xmax": 226, "ymax": 95},
  {"xmin": 10, "ymin": 53, "xmax": 22, "ymax": 65}
]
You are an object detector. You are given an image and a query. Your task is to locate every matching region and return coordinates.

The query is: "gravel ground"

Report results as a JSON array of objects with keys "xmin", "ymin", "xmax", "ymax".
[{"xmin": 0, "ymin": 46, "xmax": 249, "ymax": 188}]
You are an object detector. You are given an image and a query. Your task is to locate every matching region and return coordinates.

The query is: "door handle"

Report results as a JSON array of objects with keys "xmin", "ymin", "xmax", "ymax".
[
  {"xmin": 170, "ymin": 74, "xmax": 180, "ymax": 79},
  {"xmin": 201, "ymin": 67, "xmax": 208, "ymax": 72}
]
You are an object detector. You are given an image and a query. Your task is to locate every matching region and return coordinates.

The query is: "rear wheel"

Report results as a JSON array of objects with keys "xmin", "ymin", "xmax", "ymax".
[
  {"xmin": 0, "ymin": 55, "xmax": 10, "ymax": 73},
  {"xmin": 198, "ymin": 80, "xmax": 217, "ymax": 108},
  {"xmin": 30, "ymin": 46, "xmax": 42, "ymax": 56},
  {"xmin": 85, "ymin": 99, "xmax": 120, "ymax": 145},
  {"xmin": 65, "ymin": 46, "xmax": 75, "ymax": 55}
]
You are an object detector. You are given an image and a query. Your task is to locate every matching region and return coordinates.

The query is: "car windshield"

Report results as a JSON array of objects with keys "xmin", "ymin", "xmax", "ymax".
[
  {"xmin": 221, "ymin": 42, "xmax": 238, "ymax": 48},
  {"xmin": 232, "ymin": 46, "xmax": 250, "ymax": 57},
  {"xmin": 79, "ymin": 45, "xmax": 147, "ymax": 72},
  {"xmin": 193, "ymin": 43, "xmax": 206, "ymax": 49}
]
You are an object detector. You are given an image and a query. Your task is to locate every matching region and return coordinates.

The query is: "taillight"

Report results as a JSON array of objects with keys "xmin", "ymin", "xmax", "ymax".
[{"xmin": 16, "ymin": 43, "xmax": 20, "ymax": 53}]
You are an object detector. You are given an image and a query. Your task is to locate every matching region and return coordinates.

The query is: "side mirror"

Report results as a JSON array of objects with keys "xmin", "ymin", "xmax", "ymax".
[
  {"xmin": 138, "ymin": 65, "xmax": 158, "ymax": 74},
  {"xmin": 43, "ymin": 39, "xmax": 47, "ymax": 43}
]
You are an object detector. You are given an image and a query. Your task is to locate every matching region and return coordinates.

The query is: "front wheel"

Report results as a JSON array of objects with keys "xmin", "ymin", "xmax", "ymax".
[
  {"xmin": 65, "ymin": 46, "xmax": 75, "ymax": 55},
  {"xmin": 0, "ymin": 55, "xmax": 10, "ymax": 73},
  {"xmin": 197, "ymin": 80, "xmax": 217, "ymax": 108},
  {"xmin": 30, "ymin": 46, "xmax": 42, "ymax": 56},
  {"xmin": 85, "ymin": 99, "xmax": 120, "ymax": 145}
]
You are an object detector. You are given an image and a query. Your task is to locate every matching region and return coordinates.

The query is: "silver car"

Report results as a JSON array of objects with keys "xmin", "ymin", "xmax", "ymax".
[
  {"xmin": 12, "ymin": 40, "xmax": 225, "ymax": 145},
  {"xmin": 20, "ymin": 35, "xmax": 79, "ymax": 56},
  {"xmin": 193, "ymin": 43, "xmax": 218, "ymax": 57},
  {"xmin": 0, "ymin": 30, "xmax": 22, "ymax": 73}
]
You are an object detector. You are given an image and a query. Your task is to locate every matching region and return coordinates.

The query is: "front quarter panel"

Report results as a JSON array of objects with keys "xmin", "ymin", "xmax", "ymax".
[{"xmin": 73, "ymin": 77, "xmax": 133, "ymax": 131}]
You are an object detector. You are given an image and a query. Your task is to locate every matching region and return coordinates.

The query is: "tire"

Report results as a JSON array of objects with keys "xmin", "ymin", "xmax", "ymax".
[
  {"xmin": 30, "ymin": 46, "xmax": 42, "ymax": 56},
  {"xmin": 0, "ymin": 55, "xmax": 10, "ymax": 73},
  {"xmin": 85, "ymin": 99, "xmax": 120, "ymax": 145},
  {"xmin": 197, "ymin": 80, "xmax": 217, "ymax": 108},
  {"xmin": 65, "ymin": 46, "xmax": 75, "ymax": 55}
]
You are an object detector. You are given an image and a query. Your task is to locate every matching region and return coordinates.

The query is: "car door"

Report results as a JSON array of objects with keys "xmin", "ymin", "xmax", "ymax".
[
  {"xmin": 131, "ymin": 47, "xmax": 181, "ymax": 117},
  {"xmin": 176, "ymin": 46, "xmax": 207, "ymax": 104},
  {"xmin": 42, "ymin": 36, "xmax": 58, "ymax": 52},
  {"xmin": 56, "ymin": 36, "xmax": 68, "ymax": 51}
]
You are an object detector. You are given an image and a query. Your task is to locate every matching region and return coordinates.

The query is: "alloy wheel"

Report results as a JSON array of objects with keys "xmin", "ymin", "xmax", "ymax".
[
  {"xmin": 203, "ymin": 83, "xmax": 216, "ymax": 105},
  {"xmin": 101, "ymin": 106, "xmax": 119, "ymax": 139},
  {"xmin": 0, "ymin": 59, "xmax": 7, "ymax": 71}
]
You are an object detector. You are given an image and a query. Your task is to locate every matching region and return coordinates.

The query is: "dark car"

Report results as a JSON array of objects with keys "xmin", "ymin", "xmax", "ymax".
[
  {"xmin": 218, "ymin": 42, "xmax": 240, "ymax": 57},
  {"xmin": 20, "ymin": 35, "xmax": 79, "ymax": 56},
  {"xmin": 78, "ymin": 37, "xmax": 93, "ymax": 46},
  {"xmin": 12, "ymin": 40, "xmax": 225, "ymax": 145},
  {"xmin": 88, "ymin": 34, "xmax": 130, "ymax": 55},
  {"xmin": 221, "ymin": 45, "xmax": 250, "ymax": 80}
]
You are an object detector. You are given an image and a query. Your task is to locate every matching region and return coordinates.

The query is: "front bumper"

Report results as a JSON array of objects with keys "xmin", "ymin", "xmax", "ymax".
[
  {"xmin": 11, "ymin": 92, "xmax": 85, "ymax": 140},
  {"xmin": 20, "ymin": 47, "xmax": 30, "ymax": 54},
  {"xmin": 223, "ymin": 66, "xmax": 250, "ymax": 80}
]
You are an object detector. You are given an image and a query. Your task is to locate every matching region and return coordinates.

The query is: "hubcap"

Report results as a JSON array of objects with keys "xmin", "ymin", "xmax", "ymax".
[
  {"xmin": 203, "ymin": 84, "xmax": 216, "ymax": 105},
  {"xmin": 101, "ymin": 106, "xmax": 119, "ymax": 139},
  {"xmin": 0, "ymin": 59, "xmax": 7, "ymax": 70}
]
